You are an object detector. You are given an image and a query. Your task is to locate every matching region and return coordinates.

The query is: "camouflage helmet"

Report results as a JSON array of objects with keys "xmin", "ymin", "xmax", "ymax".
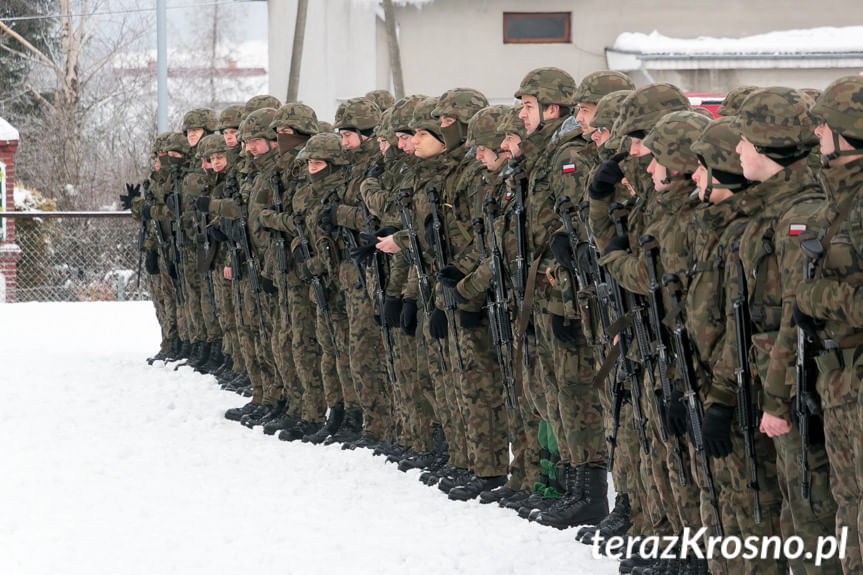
[
  {"xmin": 333, "ymin": 97, "xmax": 381, "ymax": 132},
  {"xmin": 573, "ymin": 71, "xmax": 636, "ymax": 105},
  {"xmin": 692, "ymin": 106, "xmax": 715, "ymax": 119},
  {"xmin": 270, "ymin": 103, "xmax": 319, "ymax": 135},
  {"xmin": 432, "ymin": 88, "xmax": 489, "ymax": 124},
  {"xmin": 244, "ymin": 95, "xmax": 281, "ymax": 117},
  {"xmin": 802, "ymin": 88, "xmax": 822, "ymax": 104},
  {"xmin": 164, "ymin": 132, "xmax": 191, "ymax": 155},
  {"xmin": 466, "ymin": 105, "xmax": 509, "ymax": 149},
  {"xmin": 731, "ymin": 87, "xmax": 818, "ymax": 150},
  {"xmin": 591, "ymin": 90, "xmax": 632, "ymax": 131},
  {"xmin": 375, "ymin": 107, "xmax": 397, "ymax": 143},
  {"xmin": 151, "ymin": 132, "xmax": 171, "ymax": 156},
  {"xmin": 498, "ymin": 105, "xmax": 526, "ymax": 139},
  {"xmin": 196, "ymin": 133, "xmax": 224, "ymax": 160},
  {"xmin": 182, "ymin": 108, "xmax": 217, "ymax": 133},
  {"xmin": 409, "ymin": 97, "xmax": 444, "ymax": 140},
  {"xmin": 240, "ymin": 107, "xmax": 278, "ymax": 141},
  {"xmin": 304, "ymin": 132, "xmax": 348, "ymax": 165},
  {"xmin": 318, "ymin": 121, "xmax": 334, "ymax": 133},
  {"xmin": 218, "ymin": 105, "xmax": 245, "ymax": 130},
  {"xmin": 514, "ymin": 67, "xmax": 576, "ymax": 106},
  {"xmin": 716, "ymin": 85, "xmax": 758, "ymax": 116},
  {"xmin": 617, "ymin": 83, "xmax": 690, "ymax": 138},
  {"xmin": 365, "ymin": 89, "xmax": 396, "ymax": 112},
  {"xmin": 691, "ymin": 117, "xmax": 746, "ymax": 176},
  {"xmin": 390, "ymin": 94, "xmax": 427, "ymax": 133},
  {"xmin": 643, "ymin": 110, "xmax": 710, "ymax": 174},
  {"xmin": 811, "ymin": 75, "xmax": 863, "ymax": 158}
]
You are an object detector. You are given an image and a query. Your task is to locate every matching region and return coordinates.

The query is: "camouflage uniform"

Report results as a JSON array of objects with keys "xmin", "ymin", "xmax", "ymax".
[
  {"xmin": 732, "ymin": 87, "xmax": 840, "ymax": 575},
  {"xmin": 796, "ymin": 76, "xmax": 863, "ymax": 574}
]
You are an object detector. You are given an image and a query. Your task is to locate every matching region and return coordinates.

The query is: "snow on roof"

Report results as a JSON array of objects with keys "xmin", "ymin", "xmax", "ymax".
[
  {"xmin": 613, "ymin": 26, "xmax": 863, "ymax": 56},
  {"xmin": 0, "ymin": 117, "xmax": 19, "ymax": 142}
]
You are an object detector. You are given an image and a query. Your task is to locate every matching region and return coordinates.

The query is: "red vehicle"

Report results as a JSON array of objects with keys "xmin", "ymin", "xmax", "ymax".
[{"xmin": 686, "ymin": 92, "xmax": 724, "ymax": 117}]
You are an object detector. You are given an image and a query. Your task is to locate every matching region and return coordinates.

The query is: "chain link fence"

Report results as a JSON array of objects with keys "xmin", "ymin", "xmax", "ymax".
[{"xmin": 3, "ymin": 212, "xmax": 151, "ymax": 302}]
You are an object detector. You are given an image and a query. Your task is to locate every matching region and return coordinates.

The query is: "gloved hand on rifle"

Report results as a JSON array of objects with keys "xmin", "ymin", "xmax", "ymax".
[
  {"xmin": 365, "ymin": 162, "xmax": 385, "ymax": 179},
  {"xmin": 791, "ymin": 301, "xmax": 824, "ymax": 342},
  {"xmin": 429, "ymin": 307, "xmax": 448, "ymax": 339},
  {"xmin": 400, "ymin": 299, "xmax": 418, "ymax": 336},
  {"xmin": 588, "ymin": 151, "xmax": 628, "ymax": 200},
  {"xmin": 141, "ymin": 204, "xmax": 152, "ymax": 221},
  {"xmin": 602, "ymin": 234, "xmax": 629, "ymax": 256},
  {"xmin": 459, "ymin": 309, "xmax": 482, "ymax": 329},
  {"xmin": 383, "ymin": 296, "xmax": 403, "ymax": 328},
  {"xmin": 702, "ymin": 404, "xmax": 735, "ymax": 458},
  {"xmin": 207, "ymin": 225, "xmax": 229, "ymax": 243},
  {"xmin": 318, "ymin": 202, "xmax": 338, "ymax": 232},
  {"xmin": 664, "ymin": 388, "xmax": 688, "ymax": 437},
  {"xmin": 260, "ymin": 277, "xmax": 278, "ymax": 295},
  {"xmin": 437, "ymin": 265, "xmax": 469, "ymax": 305},
  {"xmin": 550, "ymin": 232, "xmax": 575, "ymax": 270},
  {"xmin": 196, "ymin": 196, "xmax": 211, "ymax": 214},
  {"xmin": 144, "ymin": 249, "xmax": 160, "ymax": 275},
  {"xmin": 119, "ymin": 183, "xmax": 141, "ymax": 211},
  {"xmin": 166, "ymin": 192, "xmax": 181, "ymax": 214}
]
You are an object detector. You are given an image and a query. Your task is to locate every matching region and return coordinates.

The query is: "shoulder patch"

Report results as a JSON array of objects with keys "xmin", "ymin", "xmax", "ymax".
[
  {"xmin": 562, "ymin": 164, "xmax": 575, "ymax": 173},
  {"xmin": 788, "ymin": 224, "xmax": 807, "ymax": 236}
]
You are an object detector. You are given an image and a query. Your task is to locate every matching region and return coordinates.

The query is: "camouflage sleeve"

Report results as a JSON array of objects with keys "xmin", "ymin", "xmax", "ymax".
[
  {"xmin": 599, "ymin": 250, "xmax": 649, "ymax": 296},
  {"xmin": 210, "ymin": 197, "xmax": 240, "ymax": 219},
  {"xmin": 796, "ymin": 278, "xmax": 863, "ymax": 326},
  {"xmin": 336, "ymin": 205, "xmax": 364, "ymax": 231},
  {"xmin": 403, "ymin": 265, "xmax": 419, "ymax": 301},
  {"xmin": 386, "ymin": 253, "xmax": 409, "ymax": 298},
  {"xmin": 707, "ymin": 247, "xmax": 746, "ymax": 409},
  {"xmin": 360, "ymin": 175, "xmax": 389, "ymax": 220}
]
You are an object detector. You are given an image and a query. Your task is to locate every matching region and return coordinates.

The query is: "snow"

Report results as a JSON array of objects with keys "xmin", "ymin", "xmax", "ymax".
[
  {"xmin": 0, "ymin": 302, "xmax": 618, "ymax": 575},
  {"xmin": 0, "ymin": 116, "xmax": 19, "ymax": 142},
  {"xmin": 13, "ymin": 186, "xmax": 38, "ymax": 209},
  {"xmin": 614, "ymin": 26, "xmax": 863, "ymax": 56}
]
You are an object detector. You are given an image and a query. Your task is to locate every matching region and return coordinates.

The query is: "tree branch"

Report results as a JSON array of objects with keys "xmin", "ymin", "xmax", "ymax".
[{"xmin": 0, "ymin": 20, "xmax": 64, "ymax": 78}]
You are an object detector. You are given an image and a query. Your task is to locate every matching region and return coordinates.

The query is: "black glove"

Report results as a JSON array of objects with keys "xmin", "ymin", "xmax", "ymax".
[
  {"xmin": 550, "ymin": 232, "xmax": 575, "ymax": 270},
  {"xmin": 429, "ymin": 307, "xmax": 448, "ymax": 339},
  {"xmin": 664, "ymin": 388, "xmax": 688, "ymax": 437},
  {"xmin": 588, "ymin": 151, "xmax": 627, "ymax": 200},
  {"xmin": 318, "ymin": 202, "xmax": 338, "ymax": 232},
  {"xmin": 550, "ymin": 313, "xmax": 579, "ymax": 344},
  {"xmin": 207, "ymin": 226, "xmax": 228, "ymax": 243},
  {"xmin": 166, "ymin": 192, "xmax": 181, "ymax": 214},
  {"xmin": 702, "ymin": 404, "xmax": 735, "ymax": 458},
  {"xmin": 373, "ymin": 314, "xmax": 382, "ymax": 326},
  {"xmin": 166, "ymin": 261, "xmax": 178, "ymax": 280},
  {"xmin": 602, "ymin": 234, "xmax": 629, "ymax": 256},
  {"xmin": 791, "ymin": 301, "xmax": 823, "ymax": 342},
  {"xmin": 119, "ymin": 183, "xmax": 140, "ymax": 210},
  {"xmin": 350, "ymin": 243, "xmax": 377, "ymax": 266},
  {"xmin": 366, "ymin": 162, "xmax": 385, "ymax": 179},
  {"xmin": 260, "ymin": 277, "xmax": 278, "ymax": 294},
  {"xmin": 144, "ymin": 249, "xmax": 159, "ymax": 275},
  {"xmin": 437, "ymin": 265, "xmax": 465, "ymax": 288},
  {"xmin": 292, "ymin": 245, "xmax": 308, "ymax": 264},
  {"xmin": 459, "ymin": 309, "xmax": 483, "ymax": 329},
  {"xmin": 401, "ymin": 299, "xmax": 418, "ymax": 336},
  {"xmin": 196, "ymin": 195, "xmax": 211, "ymax": 213},
  {"xmin": 383, "ymin": 296, "xmax": 403, "ymax": 328},
  {"xmin": 141, "ymin": 204, "xmax": 152, "ymax": 221},
  {"xmin": 374, "ymin": 226, "xmax": 397, "ymax": 238},
  {"xmin": 423, "ymin": 217, "xmax": 445, "ymax": 254}
]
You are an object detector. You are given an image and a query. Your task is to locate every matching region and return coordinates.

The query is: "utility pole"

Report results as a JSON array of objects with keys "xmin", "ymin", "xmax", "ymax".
[
  {"xmin": 285, "ymin": 0, "xmax": 308, "ymax": 102},
  {"xmin": 156, "ymin": 0, "xmax": 168, "ymax": 132},
  {"xmin": 382, "ymin": 0, "xmax": 404, "ymax": 99}
]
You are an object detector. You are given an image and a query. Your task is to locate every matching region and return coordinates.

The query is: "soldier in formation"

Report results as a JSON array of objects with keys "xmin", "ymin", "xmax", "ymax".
[{"xmin": 122, "ymin": 72, "xmax": 863, "ymax": 575}]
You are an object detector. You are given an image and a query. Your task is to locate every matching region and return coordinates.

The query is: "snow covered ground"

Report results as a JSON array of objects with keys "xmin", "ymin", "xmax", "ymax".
[{"xmin": 0, "ymin": 302, "xmax": 618, "ymax": 575}]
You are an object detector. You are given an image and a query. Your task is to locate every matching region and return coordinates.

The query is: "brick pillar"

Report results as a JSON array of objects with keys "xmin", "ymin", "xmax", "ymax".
[{"xmin": 0, "ymin": 117, "xmax": 21, "ymax": 303}]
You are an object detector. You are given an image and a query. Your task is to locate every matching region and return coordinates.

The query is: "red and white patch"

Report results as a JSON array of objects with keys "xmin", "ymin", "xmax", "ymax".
[
  {"xmin": 562, "ymin": 164, "xmax": 575, "ymax": 173},
  {"xmin": 789, "ymin": 224, "xmax": 807, "ymax": 236}
]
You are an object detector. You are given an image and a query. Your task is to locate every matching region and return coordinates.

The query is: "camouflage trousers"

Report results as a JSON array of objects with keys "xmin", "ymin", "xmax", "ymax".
[
  {"xmin": 824, "ymin": 401, "xmax": 863, "ymax": 575},
  {"xmin": 284, "ymin": 274, "xmax": 325, "ymax": 423},
  {"xmin": 341, "ymin": 262, "xmax": 394, "ymax": 441},
  {"xmin": 180, "ymin": 247, "xmax": 206, "ymax": 344},
  {"xmin": 506, "ymin": 389, "xmax": 543, "ymax": 492},
  {"xmin": 214, "ymin": 271, "xmax": 243, "ymax": 370},
  {"xmin": 452, "ymin": 316, "xmax": 510, "ymax": 478},
  {"xmin": 147, "ymin": 266, "xmax": 174, "ymax": 350},
  {"xmin": 314, "ymin": 284, "xmax": 358, "ymax": 411},
  {"xmin": 238, "ymin": 280, "xmax": 276, "ymax": 404},
  {"xmin": 269, "ymin": 282, "xmax": 300, "ymax": 409},
  {"xmin": 529, "ymin": 312, "xmax": 566, "ymax": 471},
  {"xmin": 773, "ymin": 425, "xmax": 841, "ymax": 575},
  {"xmin": 405, "ymin": 313, "xmax": 441, "ymax": 453},
  {"xmin": 158, "ymin": 257, "xmax": 184, "ymax": 342}
]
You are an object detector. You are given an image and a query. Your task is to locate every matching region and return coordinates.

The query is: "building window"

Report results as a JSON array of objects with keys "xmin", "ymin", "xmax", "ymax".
[{"xmin": 503, "ymin": 12, "xmax": 571, "ymax": 44}]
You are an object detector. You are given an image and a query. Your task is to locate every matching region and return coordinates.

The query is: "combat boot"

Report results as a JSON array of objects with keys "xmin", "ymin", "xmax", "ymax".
[
  {"xmin": 225, "ymin": 400, "xmax": 259, "ymax": 421},
  {"xmin": 147, "ymin": 337, "xmax": 175, "ymax": 364},
  {"xmin": 160, "ymin": 337, "xmax": 183, "ymax": 362},
  {"xmin": 213, "ymin": 354, "xmax": 232, "ymax": 379},
  {"xmin": 324, "ymin": 408, "xmax": 362, "ymax": 444},
  {"xmin": 448, "ymin": 475, "xmax": 507, "ymax": 501},
  {"xmin": 264, "ymin": 412, "xmax": 299, "ymax": 436},
  {"xmin": 193, "ymin": 342, "xmax": 213, "ymax": 373},
  {"xmin": 436, "ymin": 467, "xmax": 472, "ymax": 493},
  {"xmin": 480, "ymin": 485, "xmax": 521, "ymax": 505},
  {"xmin": 202, "ymin": 341, "xmax": 223, "ymax": 373},
  {"xmin": 397, "ymin": 451, "xmax": 437, "ymax": 473},
  {"xmin": 222, "ymin": 369, "xmax": 249, "ymax": 392},
  {"xmin": 280, "ymin": 419, "xmax": 321, "ymax": 442},
  {"xmin": 341, "ymin": 432, "xmax": 380, "ymax": 451},
  {"xmin": 578, "ymin": 493, "xmax": 631, "ymax": 544},
  {"xmin": 536, "ymin": 465, "xmax": 608, "ymax": 529},
  {"xmin": 497, "ymin": 489, "xmax": 530, "ymax": 508},
  {"xmin": 177, "ymin": 340, "xmax": 192, "ymax": 360},
  {"xmin": 302, "ymin": 403, "xmax": 344, "ymax": 444},
  {"xmin": 241, "ymin": 399, "xmax": 285, "ymax": 429}
]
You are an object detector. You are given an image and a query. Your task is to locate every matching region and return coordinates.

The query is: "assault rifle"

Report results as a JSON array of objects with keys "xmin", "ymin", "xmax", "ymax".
[
  {"xmin": 797, "ymin": 236, "xmax": 825, "ymax": 499},
  {"xmin": 477, "ymin": 199, "xmax": 517, "ymax": 408},
  {"xmin": 292, "ymin": 210, "xmax": 340, "ymax": 360},
  {"xmin": 147, "ymin": 204, "xmax": 181, "ymax": 305},
  {"xmin": 136, "ymin": 181, "xmax": 151, "ymax": 288},
  {"xmin": 511, "ymin": 167, "xmax": 530, "ymax": 370},
  {"xmin": 664, "ymin": 272, "xmax": 723, "ymax": 537},
  {"xmin": 396, "ymin": 189, "xmax": 447, "ymax": 373},
  {"xmin": 323, "ymin": 188, "xmax": 367, "ymax": 292},
  {"xmin": 169, "ymin": 167, "xmax": 186, "ymax": 302},
  {"xmin": 731, "ymin": 241, "xmax": 762, "ymax": 522},
  {"xmin": 270, "ymin": 172, "xmax": 291, "ymax": 326},
  {"xmin": 224, "ymin": 174, "xmax": 244, "ymax": 327},
  {"xmin": 640, "ymin": 233, "xmax": 687, "ymax": 487},
  {"xmin": 425, "ymin": 186, "xmax": 465, "ymax": 372},
  {"xmin": 234, "ymin": 203, "xmax": 268, "ymax": 343}
]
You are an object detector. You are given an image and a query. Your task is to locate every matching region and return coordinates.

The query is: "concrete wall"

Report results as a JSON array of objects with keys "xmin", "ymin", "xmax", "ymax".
[{"xmin": 268, "ymin": 0, "xmax": 863, "ymax": 115}]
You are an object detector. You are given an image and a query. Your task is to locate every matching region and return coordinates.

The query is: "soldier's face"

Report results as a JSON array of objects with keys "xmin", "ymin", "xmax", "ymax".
[
  {"xmin": 576, "ymin": 103, "xmax": 597, "ymax": 134},
  {"xmin": 475, "ymin": 145, "xmax": 506, "ymax": 171},
  {"xmin": 736, "ymin": 136, "xmax": 773, "ymax": 182},
  {"xmin": 201, "ymin": 158, "xmax": 212, "ymax": 171},
  {"xmin": 413, "ymin": 129, "xmax": 446, "ymax": 159},
  {"xmin": 693, "ymin": 164, "xmax": 710, "ymax": 201},
  {"xmin": 377, "ymin": 137, "xmax": 391, "ymax": 154},
  {"xmin": 440, "ymin": 115, "xmax": 457, "ymax": 129},
  {"xmin": 245, "ymin": 137, "xmax": 272, "ymax": 156},
  {"xmin": 308, "ymin": 159, "xmax": 328, "ymax": 174},
  {"xmin": 187, "ymin": 128, "xmax": 205, "ymax": 147},
  {"xmin": 647, "ymin": 157, "xmax": 672, "ymax": 192},
  {"xmin": 223, "ymin": 128, "xmax": 238, "ymax": 147},
  {"xmin": 501, "ymin": 133, "xmax": 522, "ymax": 158},
  {"xmin": 396, "ymin": 132, "xmax": 416, "ymax": 154},
  {"xmin": 519, "ymin": 96, "xmax": 541, "ymax": 135},
  {"xmin": 629, "ymin": 137, "xmax": 650, "ymax": 157},
  {"xmin": 340, "ymin": 129, "xmax": 363, "ymax": 151},
  {"xmin": 210, "ymin": 153, "xmax": 227, "ymax": 173},
  {"xmin": 591, "ymin": 127, "xmax": 610, "ymax": 148}
]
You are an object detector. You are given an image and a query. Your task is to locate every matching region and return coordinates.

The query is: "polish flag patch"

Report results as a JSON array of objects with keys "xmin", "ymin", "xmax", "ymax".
[
  {"xmin": 789, "ymin": 224, "xmax": 807, "ymax": 236},
  {"xmin": 562, "ymin": 164, "xmax": 576, "ymax": 173}
]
